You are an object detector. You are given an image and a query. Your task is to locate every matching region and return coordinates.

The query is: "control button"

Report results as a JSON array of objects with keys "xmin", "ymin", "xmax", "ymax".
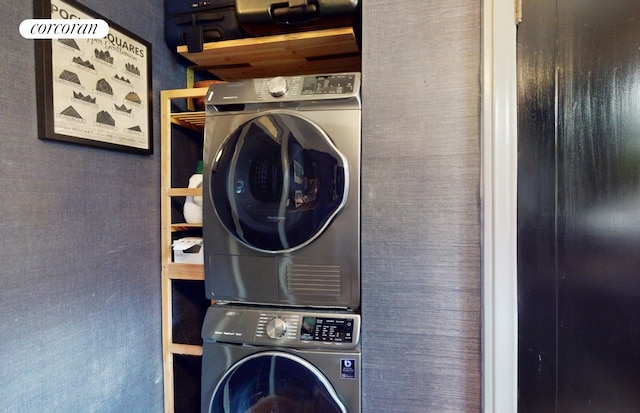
[
  {"xmin": 266, "ymin": 317, "xmax": 287, "ymax": 339},
  {"xmin": 268, "ymin": 76, "xmax": 288, "ymax": 97}
]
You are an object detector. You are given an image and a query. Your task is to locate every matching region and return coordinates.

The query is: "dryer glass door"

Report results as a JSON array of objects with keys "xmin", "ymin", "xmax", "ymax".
[
  {"xmin": 210, "ymin": 112, "xmax": 347, "ymax": 252},
  {"xmin": 209, "ymin": 352, "xmax": 347, "ymax": 413}
]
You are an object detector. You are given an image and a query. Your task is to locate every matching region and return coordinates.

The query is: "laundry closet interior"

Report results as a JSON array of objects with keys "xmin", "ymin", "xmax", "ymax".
[
  {"xmin": 0, "ymin": 1, "xmax": 483, "ymax": 412},
  {"xmin": 161, "ymin": 3, "xmax": 363, "ymax": 411}
]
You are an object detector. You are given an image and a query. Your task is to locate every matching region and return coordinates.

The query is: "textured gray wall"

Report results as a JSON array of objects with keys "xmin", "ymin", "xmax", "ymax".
[
  {"xmin": 361, "ymin": 1, "xmax": 482, "ymax": 411},
  {"xmin": 0, "ymin": 1, "xmax": 186, "ymax": 411}
]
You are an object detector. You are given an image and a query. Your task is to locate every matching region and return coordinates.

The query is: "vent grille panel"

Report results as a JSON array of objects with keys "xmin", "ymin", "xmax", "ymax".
[{"xmin": 286, "ymin": 264, "xmax": 341, "ymax": 296}]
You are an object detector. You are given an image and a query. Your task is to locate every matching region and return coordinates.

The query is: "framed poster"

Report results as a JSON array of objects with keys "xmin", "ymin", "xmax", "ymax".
[{"xmin": 34, "ymin": 0, "xmax": 153, "ymax": 154}]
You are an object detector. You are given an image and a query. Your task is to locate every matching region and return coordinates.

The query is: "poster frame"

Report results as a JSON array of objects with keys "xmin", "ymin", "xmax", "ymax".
[{"xmin": 34, "ymin": 0, "xmax": 153, "ymax": 155}]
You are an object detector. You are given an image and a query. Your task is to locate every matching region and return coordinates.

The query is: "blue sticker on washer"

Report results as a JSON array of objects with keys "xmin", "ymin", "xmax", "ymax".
[{"xmin": 340, "ymin": 358, "xmax": 356, "ymax": 379}]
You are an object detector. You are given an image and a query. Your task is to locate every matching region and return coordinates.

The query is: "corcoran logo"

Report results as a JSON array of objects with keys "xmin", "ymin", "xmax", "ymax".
[
  {"xmin": 20, "ymin": 18, "xmax": 109, "ymax": 39},
  {"xmin": 20, "ymin": 3, "xmax": 110, "ymax": 40}
]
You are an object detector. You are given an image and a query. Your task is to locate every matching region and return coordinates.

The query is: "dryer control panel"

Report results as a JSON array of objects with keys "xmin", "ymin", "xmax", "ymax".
[
  {"xmin": 202, "ymin": 305, "xmax": 360, "ymax": 349},
  {"xmin": 204, "ymin": 72, "xmax": 361, "ymax": 106},
  {"xmin": 260, "ymin": 73, "xmax": 357, "ymax": 99}
]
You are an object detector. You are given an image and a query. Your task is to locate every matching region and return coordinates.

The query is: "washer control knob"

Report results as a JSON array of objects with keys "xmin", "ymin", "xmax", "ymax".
[
  {"xmin": 266, "ymin": 317, "xmax": 287, "ymax": 339},
  {"xmin": 268, "ymin": 76, "xmax": 288, "ymax": 97}
]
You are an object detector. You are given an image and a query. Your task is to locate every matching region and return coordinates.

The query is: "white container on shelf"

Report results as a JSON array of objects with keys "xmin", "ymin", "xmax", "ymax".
[
  {"xmin": 172, "ymin": 237, "xmax": 203, "ymax": 264},
  {"xmin": 183, "ymin": 160, "xmax": 203, "ymax": 224}
]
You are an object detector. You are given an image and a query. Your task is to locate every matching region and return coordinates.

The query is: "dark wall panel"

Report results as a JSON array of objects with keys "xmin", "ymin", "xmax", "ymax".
[
  {"xmin": 517, "ymin": 0, "xmax": 559, "ymax": 411},
  {"xmin": 557, "ymin": 1, "xmax": 640, "ymax": 410},
  {"xmin": 518, "ymin": 0, "xmax": 640, "ymax": 411},
  {"xmin": 361, "ymin": 1, "xmax": 482, "ymax": 411}
]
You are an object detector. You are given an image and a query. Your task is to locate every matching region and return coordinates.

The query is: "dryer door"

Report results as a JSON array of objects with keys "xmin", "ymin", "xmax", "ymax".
[
  {"xmin": 208, "ymin": 351, "xmax": 347, "ymax": 413},
  {"xmin": 210, "ymin": 112, "xmax": 347, "ymax": 253}
]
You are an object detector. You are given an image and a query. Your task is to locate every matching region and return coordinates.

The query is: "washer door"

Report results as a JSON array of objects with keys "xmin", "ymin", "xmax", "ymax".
[
  {"xmin": 210, "ymin": 112, "xmax": 347, "ymax": 253},
  {"xmin": 209, "ymin": 351, "xmax": 347, "ymax": 413}
]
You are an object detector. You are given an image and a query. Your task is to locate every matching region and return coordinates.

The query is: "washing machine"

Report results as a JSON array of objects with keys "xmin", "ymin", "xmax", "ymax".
[
  {"xmin": 202, "ymin": 73, "xmax": 361, "ymax": 309},
  {"xmin": 201, "ymin": 304, "xmax": 361, "ymax": 413}
]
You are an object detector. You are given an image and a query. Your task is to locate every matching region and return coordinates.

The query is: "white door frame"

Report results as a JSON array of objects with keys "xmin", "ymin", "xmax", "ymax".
[{"xmin": 482, "ymin": 0, "xmax": 518, "ymax": 411}]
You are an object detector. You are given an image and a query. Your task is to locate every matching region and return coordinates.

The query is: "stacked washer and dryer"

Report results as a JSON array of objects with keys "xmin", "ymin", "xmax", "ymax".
[{"xmin": 200, "ymin": 73, "xmax": 362, "ymax": 413}]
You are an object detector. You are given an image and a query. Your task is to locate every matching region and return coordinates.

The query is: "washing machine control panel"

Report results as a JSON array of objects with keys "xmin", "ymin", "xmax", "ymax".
[
  {"xmin": 259, "ymin": 314, "xmax": 299, "ymax": 340},
  {"xmin": 202, "ymin": 305, "xmax": 360, "ymax": 349},
  {"xmin": 299, "ymin": 316, "xmax": 355, "ymax": 343}
]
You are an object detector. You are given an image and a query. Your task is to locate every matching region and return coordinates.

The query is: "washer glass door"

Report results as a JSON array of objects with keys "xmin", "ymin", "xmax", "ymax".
[
  {"xmin": 209, "ymin": 352, "xmax": 347, "ymax": 413},
  {"xmin": 210, "ymin": 112, "xmax": 347, "ymax": 252}
]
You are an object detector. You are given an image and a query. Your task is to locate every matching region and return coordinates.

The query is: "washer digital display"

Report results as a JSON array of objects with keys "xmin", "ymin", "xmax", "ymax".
[{"xmin": 300, "ymin": 316, "xmax": 354, "ymax": 343}]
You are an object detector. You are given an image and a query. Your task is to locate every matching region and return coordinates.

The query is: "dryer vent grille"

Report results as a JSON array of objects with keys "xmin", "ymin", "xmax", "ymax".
[{"xmin": 286, "ymin": 264, "xmax": 341, "ymax": 296}]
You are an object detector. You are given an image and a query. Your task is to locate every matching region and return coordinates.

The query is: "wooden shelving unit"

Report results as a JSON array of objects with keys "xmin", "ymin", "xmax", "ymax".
[
  {"xmin": 177, "ymin": 27, "xmax": 360, "ymax": 80},
  {"xmin": 160, "ymin": 87, "xmax": 209, "ymax": 413}
]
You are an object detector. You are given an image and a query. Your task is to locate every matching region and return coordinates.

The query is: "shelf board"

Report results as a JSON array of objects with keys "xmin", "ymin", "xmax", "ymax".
[
  {"xmin": 171, "ymin": 223, "xmax": 202, "ymax": 232},
  {"xmin": 171, "ymin": 111, "xmax": 205, "ymax": 130},
  {"xmin": 167, "ymin": 188, "xmax": 202, "ymax": 197},
  {"xmin": 177, "ymin": 27, "xmax": 361, "ymax": 80},
  {"xmin": 170, "ymin": 343, "xmax": 203, "ymax": 357},
  {"xmin": 167, "ymin": 263, "xmax": 204, "ymax": 280}
]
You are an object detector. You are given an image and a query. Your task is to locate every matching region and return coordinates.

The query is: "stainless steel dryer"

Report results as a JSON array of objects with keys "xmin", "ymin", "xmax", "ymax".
[
  {"xmin": 201, "ymin": 305, "xmax": 361, "ymax": 413},
  {"xmin": 202, "ymin": 73, "xmax": 361, "ymax": 309}
]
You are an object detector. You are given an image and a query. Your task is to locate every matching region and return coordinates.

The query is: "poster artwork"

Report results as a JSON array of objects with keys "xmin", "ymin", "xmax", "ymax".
[{"xmin": 50, "ymin": 1, "xmax": 149, "ymax": 149}]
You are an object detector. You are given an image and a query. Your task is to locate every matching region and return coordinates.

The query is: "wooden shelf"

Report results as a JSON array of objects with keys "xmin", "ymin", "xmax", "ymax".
[
  {"xmin": 167, "ymin": 187, "xmax": 202, "ymax": 197},
  {"xmin": 170, "ymin": 111, "xmax": 205, "ymax": 130},
  {"xmin": 167, "ymin": 263, "xmax": 205, "ymax": 281},
  {"xmin": 170, "ymin": 343, "xmax": 203, "ymax": 357},
  {"xmin": 171, "ymin": 223, "xmax": 202, "ymax": 232},
  {"xmin": 177, "ymin": 27, "xmax": 361, "ymax": 80}
]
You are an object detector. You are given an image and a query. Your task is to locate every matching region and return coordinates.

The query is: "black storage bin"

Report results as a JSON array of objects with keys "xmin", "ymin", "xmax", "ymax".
[
  {"xmin": 235, "ymin": 0, "xmax": 359, "ymax": 37},
  {"xmin": 165, "ymin": 0, "xmax": 246, "ymax": 53}
]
